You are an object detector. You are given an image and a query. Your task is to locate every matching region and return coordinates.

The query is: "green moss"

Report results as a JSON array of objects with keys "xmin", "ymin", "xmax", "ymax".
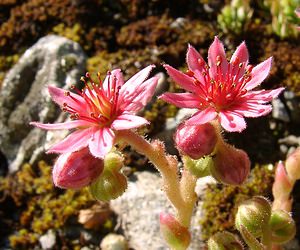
[
  {"xmin": 200, "ymin": 164, "xmax": 275, "ymax": 240},
  {"xmin": 0, "ymin": 161, "xmax": 100, "ymax": 249}
]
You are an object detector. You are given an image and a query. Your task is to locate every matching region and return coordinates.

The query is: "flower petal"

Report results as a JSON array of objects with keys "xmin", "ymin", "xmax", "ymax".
[
  {"xmin": 244, "ymin": 57, "xmax": 273, "ymax": 90},
  {"xmin": 47, "ymin": 128, "xmax": 93, "ymax": 154},
  {"xmin": 244, "ymin": 87, "xmax": 284, "ymax": 103},
  {"xmin": 185, "ymin": 107, "xmax": 217, "ymax": 125},
  {"xmin": 164, "ymin": 64, "xmax": 198, "ymax": 93},
  {"xmin": 159, "ymin": 92, "xmax": 200, "ymax": 108},
  {"xmin": 30, "ymin": 120, "xmax": 93, "ymax": 130},
  {"xmin": 208, "ymin": 36, "xmax": 228, "ymax": 80},
  {"xmin": 230, "ymin": 41, "xmax": 249, "ymax": 79},
  {"xmin": 89, "ymin": 128, "xmax": 114, "ymax": 158},
  {"xmin": 186, "ymin": 44, "xmax": 206, "ymax": 83},
  {"xmin": 102, "ymin": 69, "xmax": 124, "ymax": 93},
  {"xmin": 120, "ymin": 65, "xmax": 155, "ymax": 96},
  {"xmin": 48, "ymin": 85, "xmax": 85, "ymax": 113},
  {"xmin": 119, "ymin": 76, "xmax": 158, "ymax": 112},
  {"xmin": 219, "ymin": 111, "xmax": 246, "ymax": 132},
  {"xmin": 112, "ymin": 114, "xmax": 149, "ymax": 130},
  {"xmin": 232, "ymin": 103, "xmax": 272, "ymax": 117}
]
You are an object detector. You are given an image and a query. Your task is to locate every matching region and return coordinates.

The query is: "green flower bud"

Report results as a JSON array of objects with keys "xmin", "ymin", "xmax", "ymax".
[
  {"xmin": 184, "ymin": 156, "xmax": 212, "ymax": 178},
  {"xmin": 269, "ymin": 210, "xmax": 296, "ymax": 244},
  {"xmin": 208, "ymin": 231, "xmax": 244, "ymax": 250},
  {"xmin": 89, "ymin": 169, "xmax": 127, "ymax": 202},
  {"xmin": 105, "ymin": 151, "xmax": 124, "ymax": 172},
  {"xmin": 235, "ymin": 196, "xmax": 271, "ymax": 238}
]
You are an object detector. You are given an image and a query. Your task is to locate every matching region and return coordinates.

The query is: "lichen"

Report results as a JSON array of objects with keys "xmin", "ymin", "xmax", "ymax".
[{"xmin": 200, "ymin": 164, "xmax": 275, "ymax": 240}]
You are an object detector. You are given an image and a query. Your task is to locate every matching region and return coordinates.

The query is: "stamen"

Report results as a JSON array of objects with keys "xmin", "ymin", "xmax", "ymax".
[
  {"xmin": 186, "ymin": 70, "xmax": 194, "ymax": 77},
  {"xmin": 216, "ymin": 55, "xmax": 221, "ymax": 66},
  {"xmin": 64, "ymin": 91, "xmax": 70, "ymax": 96}
]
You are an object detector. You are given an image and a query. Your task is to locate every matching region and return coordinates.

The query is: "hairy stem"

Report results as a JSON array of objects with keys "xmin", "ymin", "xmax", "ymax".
[{"xmin": 117, "ymin": 130, "xmax": 196, "ymax": 226}]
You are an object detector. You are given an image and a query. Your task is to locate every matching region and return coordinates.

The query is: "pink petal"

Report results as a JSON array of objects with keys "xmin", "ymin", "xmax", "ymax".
[
  {"xmin": 219, "ymin": 111, "xmax": 246, "ymax": 132},
  {"xmin": 244, "ymin": 87, "xmax": 284, "ymax": 103},
  {"xmin": 30, "ymin": 120, "xmax": 93, "ymax": 130},
  {"xmin": 164, "ymin": 64, "xmax": 198, "ymax": 93},
  {"xmin": 112, "ymin": 114, "xmax": 149, "ymax": 130},
  {"xmin": 102, "ymin": 69, "xmax": 124, "ymax": 93},
  {"xmin": 120, "ymin": 65, "xmax": 155, "ymax": 96},
  {"xmin": 230, "ymin": 42, "xmax": 249, "ymax": 79},
  {"xmin": 244, "ymin": 57, "xmax": 273, "ymax": 90},
  {"xmin": 232, "ymin": 103, "xmax": 272, "ymax": 117},
  {"xmin": 48, "ymin": 85, "xmax": 85, "ymax": 113},
  {"xmin": 185, "ymin": 107, "xmax": 217, "ymax": 125},
  {"xmin": 208, "ymin": 36, "xmax": 228, "ymax": 80},
  {"xmin": 186, "ymin": 44, "xmax": 206, "ymax": 83},
  {"xmin": 159, "ymin": 92, "xmax": 200, "ymax": 108},
  {"xmin": 89, "ymin": 128, "xmax": 114, "ymax": 158},
  {"xmin": 47, "ymin": 128, "xmax": 93, "ymax": 153},
  {"xmin": 119, "ymin": 76, "xmax": 158, "ymax": 112}
]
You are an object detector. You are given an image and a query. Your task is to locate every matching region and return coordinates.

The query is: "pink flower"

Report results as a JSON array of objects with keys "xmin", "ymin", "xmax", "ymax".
[
  {"xmin": 160, "ymin": 37, "xmax": 284, "ymax": 132},
  {"xmin": 31, "ymin": 65, "xmax": 158, "ymax": 158}
]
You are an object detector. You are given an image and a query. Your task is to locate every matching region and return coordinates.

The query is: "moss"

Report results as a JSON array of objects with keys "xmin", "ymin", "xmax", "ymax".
[
  {"xmin": 262, "ymin": 39, "xmax": 300, "ymax": 95},
  {"xmin": 0, "ymin": 161, "xmax": 102, "ymax": 249},
  {"xmin": 200, "ymin": 164, "xmax": 274, "ymax": 240}
]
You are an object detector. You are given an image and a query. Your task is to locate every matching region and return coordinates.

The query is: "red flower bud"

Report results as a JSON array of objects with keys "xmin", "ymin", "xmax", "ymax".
[
  {"xmin": 53, "ymin": 147, "xmax": 104, "ymax": 189},
  {"xmin": 159, "ymin": 213, "xmax": 191, "ymax": 250},
  {"xmin": 175, "ymin": 123, "xmax": 217, "ymax": 159},
  {"xmin": 210, "ymin": 143, "xmax": 250, "ymax": 185}
]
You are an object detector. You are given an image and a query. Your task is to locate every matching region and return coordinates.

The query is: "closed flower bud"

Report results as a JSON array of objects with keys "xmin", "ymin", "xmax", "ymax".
[
  {"xmin": 208, "ymin": 231, "xmax": 244, "ymax": 250},
  {"xmin": 89, "ymin": 168, "xmax": 127, "ymax": 202},
  {"xmin": 159, "ymin": 213, "xmax": 191, "ymax": 250},
  {"xmin": 210, "ymin": 143, "xmax": 250, "ymax": 185},
  {"xmin": 269, "ymin": 210, "xmax": 296, "ymax": 244},
  {"xmin": 285, "ymin": 147, "xmax": 300, "ymax": 182},
  {"xmin": 184, "ymin": 156, "xmax": 212, "ymax": 178},
  {"xmin": 104, "ymin": 151, "xmax": 124, "ymax": 172},
  {"xmin": 53, "ymin": 147, "xmax": 104, "ymax": 189},
  {"xmin": 175, "ymin": 123, "xmax": 217, "ymax": 159},
  {"xmin": 235, "ymin": 196, "xmax": 271, "ymax": 238},
  {"xmin": 272, "ymin": 161, "xmax": 293, "ymax": 211}
]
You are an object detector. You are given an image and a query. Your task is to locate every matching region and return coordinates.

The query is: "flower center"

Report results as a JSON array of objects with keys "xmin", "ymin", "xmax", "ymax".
[
  {"xmin": 62, "ymin": 72, "xmax": 121, "ymax": 127},
  {"xmin": 188, "ymin": 56, "xmax": 253, "ymax": 111}
]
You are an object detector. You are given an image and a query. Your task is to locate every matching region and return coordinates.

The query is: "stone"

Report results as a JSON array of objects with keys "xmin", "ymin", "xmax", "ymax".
[
  {"xmin": 284, "ymin": 91, "xmax": 300, "ymax": 124},
  {"xmin": 272, "ymin": 99, "xmax": 290, "ymax": 122},
  {"xmin": 100, "ymin": 234, "xmax": 128, "ymax": 250},
  {"xmin": 110, "ymin": 171, "xmax": 209, "ymax": 250},
  {"xmin": 0, "ymin": 35, "xmax": 86, "ymax": 172},
  {"xmin": 39, "ymin": 230, "xmax": 56, "ymax": 250}
]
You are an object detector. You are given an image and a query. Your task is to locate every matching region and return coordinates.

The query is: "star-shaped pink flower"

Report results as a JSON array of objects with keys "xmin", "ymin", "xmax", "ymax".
[
  {"xmin": 31, "ymin": 65, "xmax": 158, "ymax": 158},
  {"xmin": 160, "ymin": 37, "xmax": 284, "ymax": 132}
]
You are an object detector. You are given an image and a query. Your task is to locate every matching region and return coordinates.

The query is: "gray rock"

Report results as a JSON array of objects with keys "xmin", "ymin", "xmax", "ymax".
[
  {"xmin": 272, "ymin": 99, "xmax": 290, "ymax": 122},
  {"xmin": 100, "ymin": 234, "xmax": 128, "ymax": 250},
  {"xmin": 279, "ymin": 135, "xmax": 300, "ymax": 147},
  {"xmin": 110, "ymin": 171, "xmax": 208, "ymax": 250},
  {"xmin": 284, "ymin": 91, "xmax": 300, "ymax": 124},
  {"xmin": 0, "ymin": 35, "xmax": 86, "ymax": 172},
  {"xmin": 39, "ymin": 230, "xmax": 56, "ymax": 250}
]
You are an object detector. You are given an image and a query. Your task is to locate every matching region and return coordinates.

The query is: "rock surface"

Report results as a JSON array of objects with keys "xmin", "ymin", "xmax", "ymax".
[
  {"xmin": 110, "ymin": 171, "xmax": 210, "ymax": 250},
  {"xmin": 0, "ymin": 35, "xmax": 86, "ymax": 172},
  {"xmin": 100, "ymin": 234, "xmax": 128, "ymax": 250}
]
